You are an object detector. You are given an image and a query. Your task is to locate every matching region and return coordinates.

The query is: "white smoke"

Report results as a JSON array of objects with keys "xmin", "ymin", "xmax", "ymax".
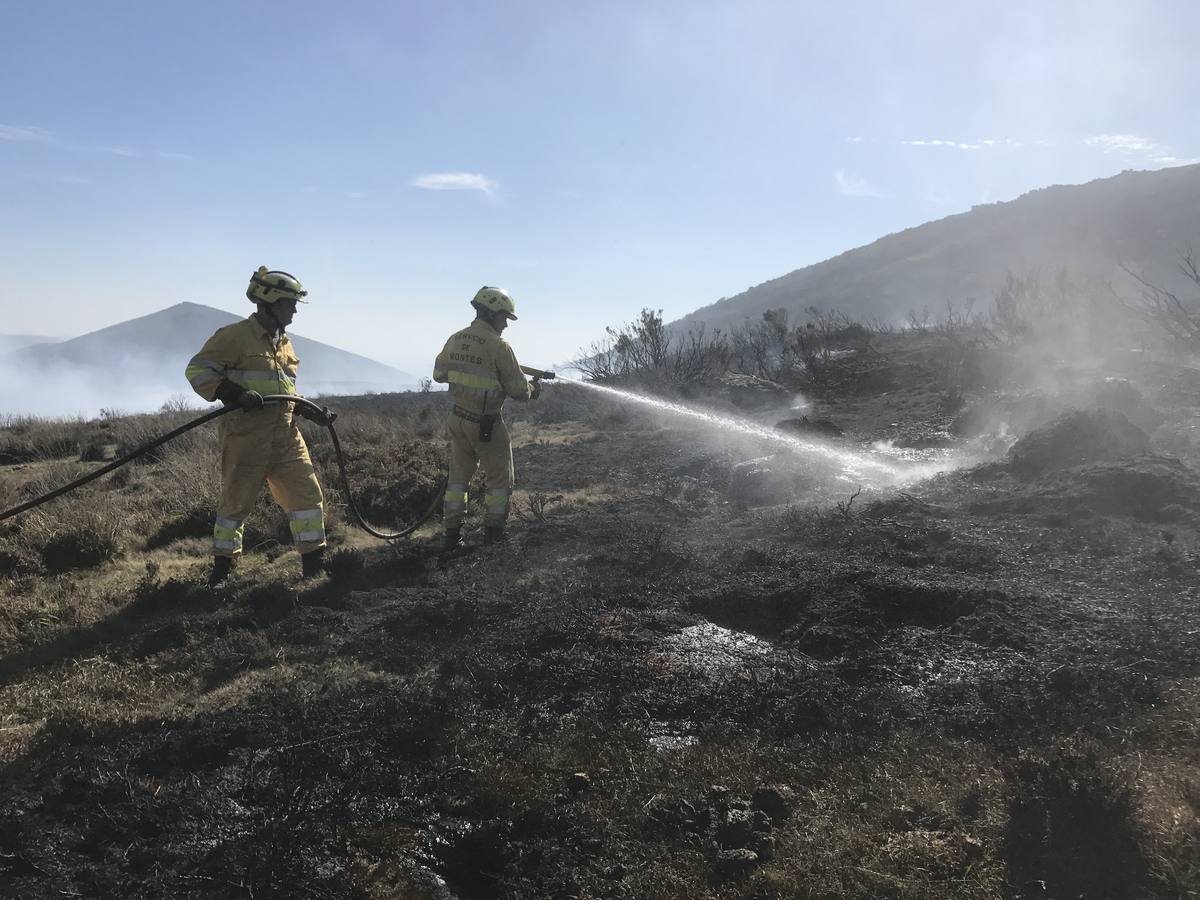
[{"xmin": 0, "ymin": 357, "xmax": 207, "ymax": 419}]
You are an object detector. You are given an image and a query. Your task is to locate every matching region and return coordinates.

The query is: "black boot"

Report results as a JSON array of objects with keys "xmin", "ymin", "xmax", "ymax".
[
  {"xmin": 208, "ymin": 556, "xmax": 234, "ymax": 588},
  {"xmin": 483, "ymin": 526, "xmax": 506, "ymax": 545},
  {"xmin": 300, "ymin": 548, "xmax": 326, "ymax": 579},
  {"xmin": 441, "ymin": 528, "xmax": 463, "ymax": 553}
]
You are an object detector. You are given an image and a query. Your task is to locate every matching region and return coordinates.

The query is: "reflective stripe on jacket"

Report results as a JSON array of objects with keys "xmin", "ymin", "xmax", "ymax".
[
  {"xmin": 185, "ymin": 315, "xmax": 301, "ymax": 402},
  {"xmin": 432, "ymin": 319, "xmax": 532, "ymax": 415}
]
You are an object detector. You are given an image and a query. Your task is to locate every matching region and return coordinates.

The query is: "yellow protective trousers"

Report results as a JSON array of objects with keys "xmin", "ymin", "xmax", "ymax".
[
  {"xmin": 442, "ymin": 411, "xmax": 513, "ymax": 531},
  {"xmin": 213, "ymin": 409, "xmax": 325, "ymax": 558}
]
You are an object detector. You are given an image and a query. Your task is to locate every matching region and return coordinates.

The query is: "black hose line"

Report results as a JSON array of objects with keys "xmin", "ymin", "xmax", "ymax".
[{"xmin": 0, "ymin": 395, "xmax": 447, "ymax": 541}]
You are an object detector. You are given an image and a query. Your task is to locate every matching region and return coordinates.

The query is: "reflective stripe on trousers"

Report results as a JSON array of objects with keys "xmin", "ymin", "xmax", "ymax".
[
  {"xmin": 443, "ymin": 482, "xmax": 468, "ymax": 511},
  {"xmin": 484, "ymin": 488, "xmax": 511, "ymax": 527},
  {"xmin": 213, "ymin": 515, "xmax": 245, "ymax": 554},
  {"xmin": 288, "ymin": 506, "xmax": 326, "ymax": 544},
  {"xmin": 442, "ymin": 480, "xmax": 468, "ymax": 531}
]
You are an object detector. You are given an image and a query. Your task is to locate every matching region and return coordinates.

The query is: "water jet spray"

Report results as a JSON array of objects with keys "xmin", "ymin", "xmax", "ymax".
[{"xmin": 555, "ymin": 377, "xmax": 957, "ymax": 487}]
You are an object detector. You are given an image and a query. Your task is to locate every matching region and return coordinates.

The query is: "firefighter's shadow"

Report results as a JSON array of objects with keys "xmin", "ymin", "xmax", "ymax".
[
  {"xmin": 0, "ymin": 549, "xmax": 440, "ymax": 687},
  {"xmin": 0, "ymin": 575, "xmax": 226, "ymax": 687},
  {"xmin": 0, "ymin": 567, "xmax": 344, "ymax": 687}
]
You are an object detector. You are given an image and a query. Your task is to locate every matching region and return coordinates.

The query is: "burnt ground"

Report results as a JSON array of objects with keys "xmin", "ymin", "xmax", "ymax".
[{"xmin": 3, "ymin": 347, "xmax": 1200, "ymax": 898}]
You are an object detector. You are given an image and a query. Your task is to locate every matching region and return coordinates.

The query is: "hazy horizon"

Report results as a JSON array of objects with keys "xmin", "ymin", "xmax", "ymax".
[{"xmin": 3, "ymin": 0, "xmax": 1199, "ymax": 380}]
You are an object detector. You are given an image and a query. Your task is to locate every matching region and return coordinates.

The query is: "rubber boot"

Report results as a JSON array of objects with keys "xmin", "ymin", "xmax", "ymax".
[
  {"xmin": 208, "ymin": 556, "xmax": 234, "ymax": 588},
  {"xmin": 483, "ymin": 526, "xmax": 506, "ymax": 545},
  {"xmin": 441, "ymin": 528, "xmax": 463, "ymax": 553},
  {"xmin": 300, "ymin": 548, "xmax": 325, "ymax": 579}
]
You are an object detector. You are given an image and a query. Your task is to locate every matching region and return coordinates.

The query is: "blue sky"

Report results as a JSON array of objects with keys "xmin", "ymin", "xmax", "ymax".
[{"xmin": 1, "ymin": 0, "xmax": 1197, "ymax": 376}]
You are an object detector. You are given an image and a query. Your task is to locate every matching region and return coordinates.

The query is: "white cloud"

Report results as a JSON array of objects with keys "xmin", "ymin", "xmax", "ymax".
[
  {"xmin": 410, "ymin": 172, "xmax": 497, "ymax": 194},
  {"xmin": 1084, "ymin": 133, "xmax": 1197, "ymax": 167},
  {"xmin": 880, "ymin": 132, "xmax": 1196, "ymax": 167},
  {"xmin": 1084, "ymin": 133, "xmax": 1158, "ymax": 154},
  {"xmin": 0, "ymin": 124, "xmax": 53, "ymax": 142},
  {"xmin": 834, "ymin": 170, "xmax": 882, "ymax": 198},
  {"xmin": 0, "ymin": 124, "xmax": 192, "ymax": 161},
  {"xmin": 901, "ymin": 139, "xmax": 981, "ymax": 150}
]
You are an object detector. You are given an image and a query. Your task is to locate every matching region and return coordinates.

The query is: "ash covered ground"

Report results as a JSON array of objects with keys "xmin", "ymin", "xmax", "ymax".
[{"xmin": 2, "ymin": 331, "xmax": 1200, "ymax": 899}]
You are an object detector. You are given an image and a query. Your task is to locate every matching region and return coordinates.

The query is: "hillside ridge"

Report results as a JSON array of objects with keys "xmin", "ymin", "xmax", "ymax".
[{"xmin": 677, "ymin": 163, "xmax": 1200, "ymax": 332}]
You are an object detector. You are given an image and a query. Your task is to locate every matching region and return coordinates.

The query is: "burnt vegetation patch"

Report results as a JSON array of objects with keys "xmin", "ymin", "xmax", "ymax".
[
  {"xmin": 0, "ymin": 679, "xmax": 494, "ymax": 897},
  {"xmin": 687, "ymin": 583, "xmax": 815, "ymax": 639},
  {"xmin": 778, "ymin": 492, "xmax": 1003, "ymax": 571},
  {"xmin": 1007, "ymin": 409, "xmax": 1151, "ymax": 477},
  {"xmin": 1003, "ymin": 748, "xmax": 1152, "ymax": 900},
  {"xmin": 759, "ymin": 570, "xmax": 994, "ymax": 660},
  {"xmin": 1037, "ymin": 456, "xmax": 1200, "ymax": 522},
  {"xmin": 851, "ymin": 572, "xmax": 980, "ymax": 628}
]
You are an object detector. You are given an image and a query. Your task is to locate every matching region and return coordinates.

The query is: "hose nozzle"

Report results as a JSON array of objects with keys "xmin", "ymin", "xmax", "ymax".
[{"xmin": 520, "ymin": 365, "xmax": 556, "ymax": 380}]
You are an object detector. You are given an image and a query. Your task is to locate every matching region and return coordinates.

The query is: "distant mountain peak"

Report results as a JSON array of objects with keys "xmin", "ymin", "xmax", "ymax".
[{"xmin": 2, "ymin": 302, "xmax": 416, "ymax": 415}]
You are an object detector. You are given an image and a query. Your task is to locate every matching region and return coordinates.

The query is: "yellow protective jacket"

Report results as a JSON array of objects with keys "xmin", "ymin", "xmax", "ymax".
[
  {"xmin": 185, "ymin": 315, "xmax": 300, "ymax": 417},
  {"xmin": 433, "ymin": 319, "xmax": 532, "ymax": 415}
]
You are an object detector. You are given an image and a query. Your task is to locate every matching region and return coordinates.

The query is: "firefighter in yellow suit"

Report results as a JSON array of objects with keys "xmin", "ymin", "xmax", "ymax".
[
  {"xmin": 433, "ymin": 286, "xmax": 541, "ymax": 551},
  {"xmin": 185, "ymin": 267, "xmax": 335, "ymax": 586}
]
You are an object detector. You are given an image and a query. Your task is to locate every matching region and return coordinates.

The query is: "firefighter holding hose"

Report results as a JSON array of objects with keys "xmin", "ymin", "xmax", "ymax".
[
  {"xmin": 433, "ymin": 286, "xmax": 542, "ymax": 551},
  {"xmin": 185, "ymin": 267, "xmax": 335, "ymax": 587}
]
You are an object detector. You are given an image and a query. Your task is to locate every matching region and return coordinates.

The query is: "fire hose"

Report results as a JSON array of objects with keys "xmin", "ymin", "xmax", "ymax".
[{"xmin": 0, "ymin": 395, "xmax": 446, "ymax": 540}]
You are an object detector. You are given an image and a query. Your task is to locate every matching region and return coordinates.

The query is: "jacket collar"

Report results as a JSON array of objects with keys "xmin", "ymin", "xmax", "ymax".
[{"xmin": 247, "ymin": 313, "xmax": 287, "ymax": 347}]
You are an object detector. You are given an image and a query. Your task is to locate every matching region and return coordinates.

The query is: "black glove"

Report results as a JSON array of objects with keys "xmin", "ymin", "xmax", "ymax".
[
  {"xmin": 215, "ymin": 380, "xmax": 264, "ymax": 411},
  {"xmin": 529, "ymin": 378, "xmax": 542, "ymax": 401},
  {"xmin": 239, "ymin": 390, "xmax": 265, "ymax": 411},
  {"xmin": 295, "ymin": 402, "xmax": 336, "ymax": 427}
]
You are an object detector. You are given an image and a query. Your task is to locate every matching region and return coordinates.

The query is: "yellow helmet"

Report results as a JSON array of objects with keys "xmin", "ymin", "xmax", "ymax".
[
  {"xmin": 472, "ymin": 286, "xmax": 517, "ymax": 320},
  {"xmin": 247, "ymin": 266, "xmax": 308, "ymax": 305}
]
